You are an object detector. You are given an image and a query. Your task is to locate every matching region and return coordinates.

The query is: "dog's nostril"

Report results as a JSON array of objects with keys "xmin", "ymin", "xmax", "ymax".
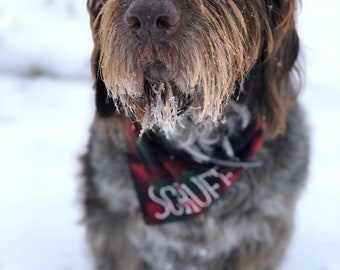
[
  {"xmin": 156, "ymin": 16, "xmax": 171, "ymax": 30},
  {"xmin": 127, "ymin": 16, "xmax": 142, "ymax": 31}
]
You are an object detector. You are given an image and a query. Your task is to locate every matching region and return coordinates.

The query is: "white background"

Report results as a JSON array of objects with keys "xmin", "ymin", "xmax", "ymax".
[{"xmin": 0, "ymin": 1, "xmax": 339, "ymax": 269}]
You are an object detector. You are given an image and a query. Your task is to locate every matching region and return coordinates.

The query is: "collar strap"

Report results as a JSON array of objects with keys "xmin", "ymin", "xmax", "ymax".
[{"xmin": 126, "ymin": 120, "xmax": 264, "ymax": 225}]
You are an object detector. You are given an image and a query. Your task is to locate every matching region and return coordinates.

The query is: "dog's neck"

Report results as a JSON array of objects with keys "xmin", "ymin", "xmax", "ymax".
[
  {"xmin": 125, "ymin": 101, "xmax": 264, "ymax": 224},
  {"xmin": 169, "ymin": 101, "xmax": 252, "ymax": 163}
]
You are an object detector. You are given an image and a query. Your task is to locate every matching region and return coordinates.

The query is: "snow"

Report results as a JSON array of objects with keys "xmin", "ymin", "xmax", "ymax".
[{"xmin": 0, "ymin": 1, "xmax": 339, "ymax": 269}]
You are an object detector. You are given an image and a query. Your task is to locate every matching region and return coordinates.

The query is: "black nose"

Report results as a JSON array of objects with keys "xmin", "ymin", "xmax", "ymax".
[{"xmin": 124, "ymin": 0, "xmax": 180, "ymax": 42}]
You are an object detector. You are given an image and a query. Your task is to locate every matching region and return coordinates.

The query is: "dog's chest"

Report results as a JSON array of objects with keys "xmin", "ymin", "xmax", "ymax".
[
  {"xmin": 91, "ymin": 109, "xmax": 265, "ymax": 223},
  {"xmin": 89, "ymin": 123, "xmax": 288, "ymax": 269}
]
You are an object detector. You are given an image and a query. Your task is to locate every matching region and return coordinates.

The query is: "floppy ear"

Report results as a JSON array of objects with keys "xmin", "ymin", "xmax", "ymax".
[
  {"xmin": 87, "ymin": 0, "xmax": 116, "ymax": 118},
  {"xmin": 246, "ymin": 0, "xmax": 300, "ymax": 138}
]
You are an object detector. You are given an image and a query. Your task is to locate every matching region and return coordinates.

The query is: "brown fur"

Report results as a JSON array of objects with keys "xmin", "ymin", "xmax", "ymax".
[{"xmin": 88, "ymin": 0, "xmax": 300, "ymax": 137}]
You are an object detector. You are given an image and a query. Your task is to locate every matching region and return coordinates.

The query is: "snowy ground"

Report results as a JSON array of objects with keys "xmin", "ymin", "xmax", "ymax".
[{"xmin": 0, "ymin": 1, "xmax": 339, "ymax": 270}]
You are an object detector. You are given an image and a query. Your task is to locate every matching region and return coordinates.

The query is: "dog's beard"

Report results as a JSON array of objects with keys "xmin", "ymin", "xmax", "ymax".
[
  {"xmin": 98, "ymin": 0, "xmax": 266, "ymax": 135},
  {"xmin": 131, "ymin": 82, "xmax": 183, "ymax": 135},
  {"xmin": 100, "ymin": 40, "xmax": 246, "ymax": 135},
  {"xmin": 110, "ymin": 61, "xmax": 193, "ymax": 135}
]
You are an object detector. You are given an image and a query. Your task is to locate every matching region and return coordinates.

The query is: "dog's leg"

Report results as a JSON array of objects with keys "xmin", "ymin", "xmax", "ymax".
[
  {"xmin": 85, "ymin": 209, "xmax": 147, "ymax": 270},
  {"xmin": 223, "ymin": 220, "xmax": 292, "ymax": 270},
  {"xmin": 82, "ymin": 118, "xmax": 147, "ymax": 270}
]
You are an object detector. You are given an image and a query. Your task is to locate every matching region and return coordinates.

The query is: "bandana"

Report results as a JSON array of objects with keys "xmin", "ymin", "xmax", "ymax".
[{"xmin": 126, "ymin": 120, "xmax": 264, "ymax": 225}]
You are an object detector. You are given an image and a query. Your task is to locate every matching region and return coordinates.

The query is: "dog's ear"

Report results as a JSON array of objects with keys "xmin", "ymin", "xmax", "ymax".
[
  {"xmin": 91, "ymin": 50, "xmax": 116, "ymax": 118},
  {"xmin": 247, "ymin": 1, "xmax": 300, "ymax": 138},
  {"xmin": 87, "ymin": 0, "xmax": 116, "ymax": 118}
]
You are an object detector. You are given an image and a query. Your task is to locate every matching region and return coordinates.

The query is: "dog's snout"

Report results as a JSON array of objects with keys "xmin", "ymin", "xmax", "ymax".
[{"xmin": 124, "ymin": 0, "xmax": 180, "ymax": 42}]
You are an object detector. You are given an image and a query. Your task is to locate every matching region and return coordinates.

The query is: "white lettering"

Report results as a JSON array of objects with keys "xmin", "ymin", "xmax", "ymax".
[
  {"xmin": 159, "ymin": 186, "xmax": 184, "ymax": 216},
  {"xmin": 148, "ymin": 186, "xmax": 171, "ymax": 220},
  {"xmin": 147, "ymin": 167, "xmax": 236, "ymax": 220},
  {"xmin": 198, "ymin": 177, "xmax": 220, "ymax": 200},
  {"xmin": 208, "ymin": 166, "xmax": 234, "ymax": 187},
  {"xmin": 176, "ymin": 183, "xmax": 195, "ymax": 215},
  {"xmin": 188, "ymin": 177, "xmax": 213, "ymax": 207}
]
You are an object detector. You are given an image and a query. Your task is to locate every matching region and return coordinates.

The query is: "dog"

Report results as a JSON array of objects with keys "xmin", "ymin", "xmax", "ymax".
[{"xmin": 82, "ymin": 0, "xmax": 309, "ymax": 269}]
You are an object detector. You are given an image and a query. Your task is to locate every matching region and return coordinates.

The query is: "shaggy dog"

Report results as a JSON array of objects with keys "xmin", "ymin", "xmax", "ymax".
[{"xmin": 82, "ymin": 0, "xmax": 309, "ymax": 269}]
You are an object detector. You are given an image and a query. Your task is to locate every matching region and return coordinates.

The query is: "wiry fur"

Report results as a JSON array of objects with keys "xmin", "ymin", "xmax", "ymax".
[
  {"xmin": 82, "ymin": 0, "xmax": 309, "ymax": 269},
  {"xmin": 88, "ymin": 0, "xmax": 300, "ymax": 137}
]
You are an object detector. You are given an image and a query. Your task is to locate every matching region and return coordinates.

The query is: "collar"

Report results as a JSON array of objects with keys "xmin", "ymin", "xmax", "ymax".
[{"xmin": 125, "ymin": 119, "xmax": 264, "ymax": 225}]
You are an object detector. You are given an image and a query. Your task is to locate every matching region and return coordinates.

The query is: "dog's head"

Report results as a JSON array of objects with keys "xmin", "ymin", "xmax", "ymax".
[{"xmin": 88, "ymin": 0, "xmax": 300, "ymax": 137}]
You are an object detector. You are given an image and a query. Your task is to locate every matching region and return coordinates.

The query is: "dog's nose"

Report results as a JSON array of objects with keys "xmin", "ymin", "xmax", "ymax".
[{"xmin": 124, "ymin": 0, "xmax": 180, "ymax": 42}]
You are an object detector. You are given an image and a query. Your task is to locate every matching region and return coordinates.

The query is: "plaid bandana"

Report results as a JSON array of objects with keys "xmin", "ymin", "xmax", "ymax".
[{"xmin": 125, "ymin": 120, "xmax": 264, "ymax": 225}]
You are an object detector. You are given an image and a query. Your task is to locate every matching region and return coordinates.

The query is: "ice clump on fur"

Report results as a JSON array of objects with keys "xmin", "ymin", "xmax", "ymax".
[{"xmin": 140, "ymin": 81, "xmax": 180, "ymax": 137}]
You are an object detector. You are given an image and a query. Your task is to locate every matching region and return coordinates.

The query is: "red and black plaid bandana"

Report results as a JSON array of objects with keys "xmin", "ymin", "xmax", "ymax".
[{"xmin": 125, "ymin": 120, "xmax": 264, "ymax": 225}]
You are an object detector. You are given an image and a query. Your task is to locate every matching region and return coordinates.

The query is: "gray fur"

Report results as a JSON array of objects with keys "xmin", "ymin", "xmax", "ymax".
[{"xmin": 82, "ymin": 104, "xmax": 309, "ymax": 270}]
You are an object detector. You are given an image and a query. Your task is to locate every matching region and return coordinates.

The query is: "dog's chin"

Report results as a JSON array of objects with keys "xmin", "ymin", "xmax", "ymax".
[
  {"xmin": 144, "ymin": 61, "xmax": 172, "ymax": 83},
  {"xmin": 116, "ymin": 62, "xmax": 193, "ymax": 135}
]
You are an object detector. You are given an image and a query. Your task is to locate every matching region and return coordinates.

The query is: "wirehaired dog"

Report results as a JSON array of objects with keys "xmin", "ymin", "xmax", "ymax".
[{"xmin": 82, "ymin": 0, "xmax": 309, "ymax": 269}]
